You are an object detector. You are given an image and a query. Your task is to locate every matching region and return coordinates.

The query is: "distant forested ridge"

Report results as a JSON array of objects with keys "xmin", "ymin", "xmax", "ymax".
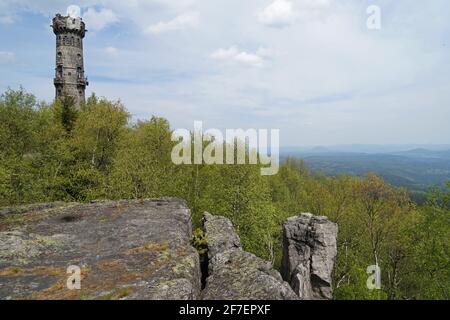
[
  {"xmin": 280, "ymin": 148, "xmax": 450, "ymax": 203},
  {"xmin": 1, "ymin": 88, "xmax": 449, "ymax": 300}
]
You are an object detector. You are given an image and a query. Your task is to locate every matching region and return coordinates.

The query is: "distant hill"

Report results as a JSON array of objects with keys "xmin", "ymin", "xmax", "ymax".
[
  {"xmin": 280, "ymin": 146, "xmax": 450, "ymax": 203},
  {"xmin": 281, "ymin": 144, "xmax": 450, "ymax": 154},
  {"xmin": 391, "ymin": 148, "xmax": 450, "ymax": 159},
  {"xmin": 309, "ymin": 146, "xmax": 331, "ymax": 153}
]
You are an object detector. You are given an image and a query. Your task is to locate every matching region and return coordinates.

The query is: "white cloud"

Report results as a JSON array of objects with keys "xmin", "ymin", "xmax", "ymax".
[
  {"xmin": 82, "ymin": 7, "xmax": 119, "ymax": 32},
  {"xmin": 0, "ymin": 51, "xmax": 15, "ymax": 64},
  {"xmin": 298, "ymin": 0, "xmax": 330, "ymax": 9},
  {"xmin": 257, "ymin": 0, "xmax": 332, "ymax": 27},
  {"xmin": 0, "ymin": 15, "xmax": 16, "ymax": 24},
  {"xmin": 256, "ymin": 47, "xmax": 273, "ymax": 58},
  {"xmin": 296, "ymin": 0, "xmax": 331, "ymax": 21},
  {"xmin": 144, "ymin": 12, "xmax": 199, "ymax": 34},
  {"xmin": 211, "ymin": 47, "xmax": 265, "ymax": 68},
  {"xmin": 104, "ymin": 46, "xmax": 119, "ymax": 57},
  {"xmin": 258, "ymin": 0, "xmax": 295, "ymax": 27}
]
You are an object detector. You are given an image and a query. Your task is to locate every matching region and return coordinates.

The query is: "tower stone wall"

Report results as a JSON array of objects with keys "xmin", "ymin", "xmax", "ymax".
[{"xmin": 52, "ymin": 14, "xmax": 88, "ymax": 108}]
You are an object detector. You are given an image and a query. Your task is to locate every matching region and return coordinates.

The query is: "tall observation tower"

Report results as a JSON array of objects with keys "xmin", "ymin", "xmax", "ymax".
[{"xmin": 52, "ymin": 13, "xmax": 88, "ymax": 108}]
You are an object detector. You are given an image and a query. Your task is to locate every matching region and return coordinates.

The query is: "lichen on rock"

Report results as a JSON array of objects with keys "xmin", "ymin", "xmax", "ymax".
[
  {"xmin": 0, "ymin": 198, "xmax": 201, "ymax": 300},
  {"xmin": 281, "ymin": 213, "xmax": 338, "ymax": 300},
  {"xmin": 201, "ymin": 212, "xmax": 298, "ymax": 300}
]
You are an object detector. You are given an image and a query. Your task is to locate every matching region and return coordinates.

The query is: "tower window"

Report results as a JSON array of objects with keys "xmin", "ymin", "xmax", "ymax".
[{"xmin": 57, "ymin": 66, "xmax": 63, "ymax": 77}]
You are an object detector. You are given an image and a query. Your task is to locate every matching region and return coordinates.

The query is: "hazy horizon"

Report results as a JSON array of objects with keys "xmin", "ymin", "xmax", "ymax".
[{"xmin": 281, "ymin": 144, "xmax": 450, "ymax": 151}]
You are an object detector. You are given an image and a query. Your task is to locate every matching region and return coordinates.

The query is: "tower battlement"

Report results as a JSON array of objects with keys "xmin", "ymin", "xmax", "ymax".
[
  {"xmin": 52, "ymin": 14, "xmax": 86, "ymax": 37},
  {"xmin": 52, "ymin": 13, "xmax": 88, "ymax": 108}
]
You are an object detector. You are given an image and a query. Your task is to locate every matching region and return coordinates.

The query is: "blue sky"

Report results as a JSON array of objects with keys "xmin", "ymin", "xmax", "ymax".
[{"xmin": 1, "ymin": 0, "xmax": 450, "ymax": 146}]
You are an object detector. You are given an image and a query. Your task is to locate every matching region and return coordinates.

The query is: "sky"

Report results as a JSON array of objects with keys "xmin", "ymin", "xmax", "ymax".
[{"xmin": 0, "ymin": 0, "xmax": 449, "ymax": 146}]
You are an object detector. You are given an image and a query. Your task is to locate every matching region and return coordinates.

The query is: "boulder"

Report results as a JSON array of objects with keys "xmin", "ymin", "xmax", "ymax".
[
  {"xmin": 281, "ymin": 213, "xmax": 338, "ymax": 300},
  {"xmin": 0, "ymin": 198, "xmax": 201, "ymax": 300},
  {"xmin": 1, "ymin": 201, "xmax": 337, "ymax": 300},
  {"xmin": 202, "ymin": 213, "xmax": 241, "ymax": 260},
  {"xmin": 201, "ymin": 213, "xmax": 298, "ymax": 300}
]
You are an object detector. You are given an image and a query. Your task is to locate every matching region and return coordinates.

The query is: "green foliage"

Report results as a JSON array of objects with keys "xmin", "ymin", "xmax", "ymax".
[
  {"xmin": 71, "ymin": 97, "xmax": 129, "ymax": 171},
  {"xmin": 0, "ymin": 88, "xmax": 448, "ymax": 300},
  {"xmin": 334, "ymin": 266, "xmax": 388, "ymax": 300},
  {"xmin": 191, "ymin": 228, "xmax": 208, "ymax": 256},
  {"xmin": 402, "ymin": 186, "xmax": 450, "ymax": 299},
  {"xmin": 187, "ymin": 163, "xmax": 278, "ymax": 260},
  {"xmin": 53, "ymin": 97, "xmax": 78, "ymax": 134},
  {"xmin": 108, "ymin": 117, "xmax": 175, "ymax": 199},
  {"xmin": 0, "ymin": 88, "xmax": 42, "ymax": 157}
]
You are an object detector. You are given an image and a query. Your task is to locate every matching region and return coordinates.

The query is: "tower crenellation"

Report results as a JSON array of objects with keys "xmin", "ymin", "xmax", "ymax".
[{"xmin": 52, "ymin": 13, "xmax": 88, "ymax": 108}]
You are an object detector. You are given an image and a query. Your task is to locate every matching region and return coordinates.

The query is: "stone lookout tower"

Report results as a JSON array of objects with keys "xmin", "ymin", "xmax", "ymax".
[{"xmin": 52, "ymin": 13, "xmax": 88, "ymax": 108}]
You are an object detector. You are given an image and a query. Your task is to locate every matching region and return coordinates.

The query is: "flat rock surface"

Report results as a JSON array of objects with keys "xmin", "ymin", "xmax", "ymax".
[{"xmin": 0, "ymin": 198, "xmax": 200, "ymax": 300}]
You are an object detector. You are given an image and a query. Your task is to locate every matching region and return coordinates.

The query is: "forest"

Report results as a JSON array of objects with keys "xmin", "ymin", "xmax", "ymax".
[{"xmin": 0, "ymin": 88, "xmax": 448, "ymax": 300}]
